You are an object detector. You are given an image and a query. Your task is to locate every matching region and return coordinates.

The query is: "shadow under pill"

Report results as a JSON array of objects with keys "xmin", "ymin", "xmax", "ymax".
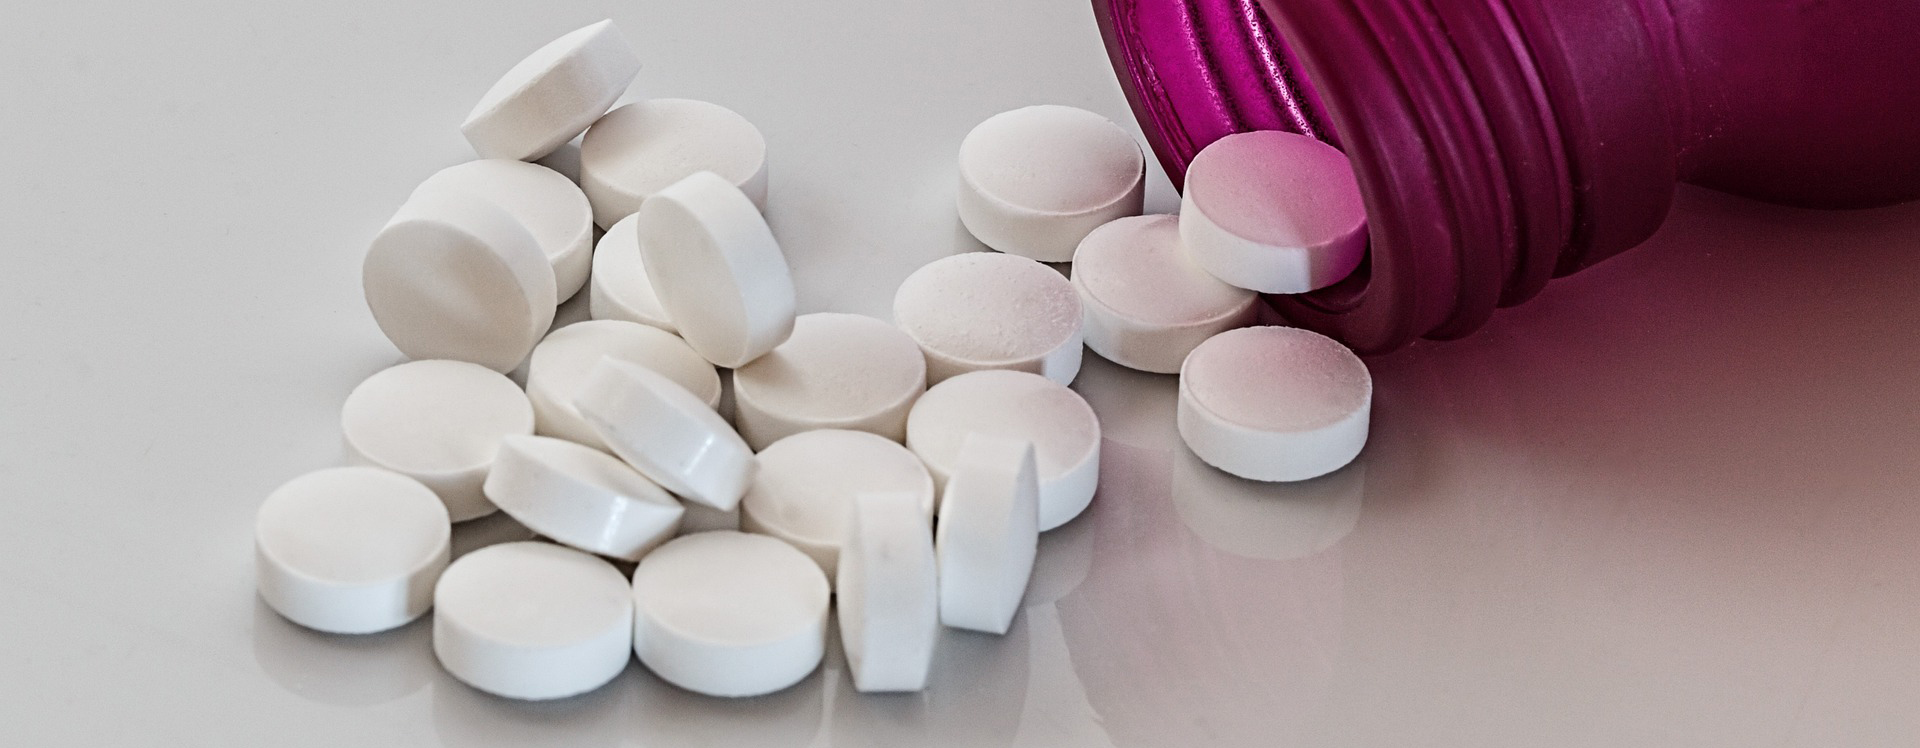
[{"xmin": 249, "ymin": 596, "xmax": 436, "ymax": 707}]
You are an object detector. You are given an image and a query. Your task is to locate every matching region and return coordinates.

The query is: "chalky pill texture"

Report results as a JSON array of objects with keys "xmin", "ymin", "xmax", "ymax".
[
  {"xmin": 526, "ymin": 319, "xmax": 721, "ymax": 450},
  {"xmin": 588, "ymin": 213, "xmax": 677, "ymax": 333},
  {"xmin": 630, "ymin": 531, "xmax": 830, "ymax": 698},
  {"xmin": 934, "ymin": 435, "xmax": 1039, "ymax": 635},
  {"xmin": 411, "ymin": 159, "xmax": 595, "ymax": 302},
  {"xmin": 1073, "ymin": 214, "xmax": 1258, "ymax": 373},
  {"xmin": 1178, "ymin": 326, "xmax": 1371, "ymax": 482},
  {"xmin": 363, "ymin": 188, "xmax": 557, "ymax": 373},
  {"xmin": 255, "ymin": 467, "xmax": 451, "ymax": 635},
  {"xmin": 893, "ymin": 252, "xmax": 1085, "ymax": 386},
  {"xmin": 637, "ymin": 171, "xmax": 796, "ymax": 368},
  {"xmin": 482, "ymin": 435, "xmax": 685, "ymax": 561},
  {"xmin": 837, "ymin": 493, "xmax": 939, "ymax": 692},
  {"xmin": 1180, "ymin": 130, "xmax": 1368, "ymax": 294},
  {"xmin": 732, "ymin": 312, "xmax": 927, "ymax": 450},
  {"xmin": 905, "ymin": 369, "xmax": 1101, "ymax": 531},
  {"xmin": 432, "ymin": 542, "xmax": 634, "ymax": 700},
  {"xmin": 573, "ymin": 357, "xmax": 756, "ymax": 511},
  {"xmin": 957, "ymin": 105, "xmax": 1146, "ymax": 262},
  {"xmin": 461, "ymin": 20, "xmax": 641, "ymax": 161},
  {"xmin": 581, "ymin": 98, "xmax": 769, "ymax": 228},
  {"xmin": 739, "ymin": 429, "xmax": 936, "ymax": 577},
  {"xmin": 341, "ymin": 360, "xmax": 535, "ymax": 522}
]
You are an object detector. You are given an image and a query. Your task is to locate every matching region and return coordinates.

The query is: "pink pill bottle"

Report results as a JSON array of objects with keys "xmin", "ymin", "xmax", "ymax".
[{"xmin": 1093, "ymin": 0, "xmax": 1920, "ymax": 352}]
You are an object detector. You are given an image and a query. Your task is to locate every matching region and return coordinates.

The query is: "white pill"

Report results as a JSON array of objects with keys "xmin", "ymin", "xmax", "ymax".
[
  {"xmin": 1177, "ymin": 326, "xmax": 1371, "ymax": 481},
  {"xmin": 412, "ymin": 160, "xmax": 594, "ymax": 302},
  {"xmin": 1072, "ymin": 214, "xmax": 1259, "ymax": 373},
  {"xmin": 342, "ymin": 360, "xmax": 535, "ymax": 522},
  {"xmin": 637, "ymin": 171, "xmax": 796, "ymax": 368},
  {"xmin": 893, "ymin": 252, "xmax": 1084, "ymax": 386},
  {"xmin": 905, "ymin": 370, "xmax": 1100, "ymax": 531},
  {"xmin": 956, "ymin": 105, "xmax": 1145, "ymax": 262},
  {"xmin": 1179, "ymin": 130, "xmax": 1368, "ymax": 293},
  {"xmin": 573, "ymin": 357, "xmax": 755, "ymax": 511},
  {"xmin": 588, "ymin": 213, "xmax": 676, "ymax": 333},
  {"xmin": 739, "ymin": 429, "xmax": 935, "ymax": 577},
  {"xmin": 483, "ymin": 435, "xmax": 685, "ymax": 561},
  {"xmin": 461, "ymin": 20, "xmax": 641, "ymax": 161},
  {"xmin": 933, "ymin": 435, "xmax": 1039, "ymax": 634},
  {"xmin": 837, "ymin": 493, "xmax": 938, "ymax": 692},
  {"xmin": 581, "ymin": 98, "xmax": 769, "ymax": 228},
  {"xmin": 630, "ymin": 531, "xmax": 829, "ymax": 698},
  {"xmin": 255, "ymin": 467, "xmax": 451, "ymax": 634},
  {"xmin": 526, "ymin": 320, "xmax": 721, "ymax": 450},
  {"xmin": 732, "ymin": 313, "xmax": 926, "ymax": 451},
  {"xmin": 364, "ymin": 188, "xmax": 556, "ymax": 373},
  {"xmin": 432, "ymin": 541, "xmax": 633, "ymax": 700}
]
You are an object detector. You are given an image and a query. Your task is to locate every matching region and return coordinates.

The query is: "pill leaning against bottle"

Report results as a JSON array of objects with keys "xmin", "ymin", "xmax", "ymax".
[
  {"xmin": 893, "ymin": 252, "xmax": 1086, "ymax": 386},
  {"xmin": 432, "ymin": 542, "xmax": 635, "ymax": 700},
  {"xmin": 837, "ymin": 492, "xmax": 940, "ymax": 692},
  {"xmin": 1178, "ymin": 326, "xmax": 1371, "ymax": 482},
  {"xmin": 341, "ymin": 360, "xmax": 536, "ymax": 522},
  {"xmin": 956, "ymin": 104, "xmax": 1146, "ymax": 262},
  {"xmin": 630, "ymin": 531, "xmax": 830, "ymax": 698},
  {"xmin": 731, "ymin": 312, "xmax": 927, "ymax": 451},
  {"xmin": 1179, "ymin": 130, "xmax": 1369, "ymax": 294},
  {"xmin": 255, "ymin": 467, "xmax": 451, "ymax": 635},
  {"xmin": 461, "ymin": 19, "xmax": 641, "ymax": 161},
  {"xmin": 1073, "ymin": 214, "xmax": 1259, "ymax": 374}
]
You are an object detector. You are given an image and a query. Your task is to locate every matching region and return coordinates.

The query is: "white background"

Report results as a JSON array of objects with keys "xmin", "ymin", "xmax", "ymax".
[{"xmin": 3, "ymin": 0, "xmax": 1919, "ymax": 745}]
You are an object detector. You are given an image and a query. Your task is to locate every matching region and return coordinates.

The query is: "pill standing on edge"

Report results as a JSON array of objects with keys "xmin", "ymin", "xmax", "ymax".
[
  {"xmin": 1177, "ymin": 326, "xmax": 1371, "ymax": 482},
  {"xmin": 637, "ymin": 171, "xmax": 796, "ymax": 368},
  {"xmin": 580, "ymin": 98, "xmax": 769, "ymax": 228},
  {"xmin": 934, "ymin": 435, "xmax": 1039, "ymax": 635},
  {"xmin": 341, "ymin": 360, "xmax": 536, "ymax": 522},
  {"xmin": 432, "ymin": 542, "xmax": 634, "ymax": 700},
  {"xmin": 630, "ymin": 531, "xmax": 830, "ymax": 698},
  {"xmin": 573, "ymin": 357, "xmax": 756, "ymax": 511},
  {"xmin": 483, "ymin": 435, "xmax": 685, "ymax": 561},
  {"xmin": 893, "ymin": 252, "xmax": 1085, "ymax": 386},
  {"xmin": 732, "ymin": 312, "xmax": 927, "ymax": 451},
  {"xmin": 1072, "ymin": 214, "xmax": 1259, "ymax": 373},
  {"xmin": 411, "ymin": 159, "xmax": 595, "ymax": 302},
  {"xmin": 738, "ymin": 429, "xmax": 936, "ymax": 578},
  {"xmin": 525, "ymin": 319, "xmax": 721, "ymax": 450},
  {"xmin": 461, "ymin": 20, "xmax": 641, "ymax": 162},
  {"xmin": 837, "ymin": 492, "xmax": 939, "ymax": 692},
  {"xmin": 588, "ymin": 213, "xmax": 676, "ymax": 333},
  {"xmin": 255, "ymin": 467, "xmax": 451, "ymax": 635},
  {"xmin": 956, "ymin": 105, "xmax": 1146, "ymax": 262},
  {"xmin": 1179, "ymin": 130, "xmax": 1368, "ymax": 294},
  {"xmin": 363, "ymin": 188, "xmax": 557, "ymax": 373},
  {"xmin": 905, "ymin": 370, "xmax": 1100, "ymax": 531}
]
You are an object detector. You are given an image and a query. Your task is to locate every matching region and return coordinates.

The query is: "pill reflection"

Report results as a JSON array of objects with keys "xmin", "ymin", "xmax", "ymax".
[
  {"xmin": 430, "ymin": 661, "xmax": 628, "ymax": 748},
  {"xmin": 624, "ymin": 645, "xmax": 826, "ymax": 747},
  {"xmin": 249, "ymin": 596, "xmax": 434, "ymax": 707},
  {"xmin": 1170, "ymin": 444, "xmax": 1364, "ymax": 561}
]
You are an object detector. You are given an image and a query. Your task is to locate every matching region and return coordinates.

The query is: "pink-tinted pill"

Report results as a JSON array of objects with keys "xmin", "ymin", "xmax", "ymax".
[{"xmin": 1178, "ymin": 131, "xmax": 1367, "ymax": 294}]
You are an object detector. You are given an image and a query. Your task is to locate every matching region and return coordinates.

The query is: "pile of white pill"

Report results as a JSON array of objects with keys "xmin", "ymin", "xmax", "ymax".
[{"xmin": 255, "ymin": 19, "xmax": 1375, "ymax": 701}]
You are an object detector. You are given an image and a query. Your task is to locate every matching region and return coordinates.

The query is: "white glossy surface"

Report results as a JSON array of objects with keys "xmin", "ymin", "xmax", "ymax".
[
  {"xmin": 525, "ymin": 319, "xmax": 720, "ymax": 450},
  {"xmin": 482, "ymin": 435, "xmax": 684, "ymax": 561},
  {"xmin": 433, "ymin": 542, "xmax": 633, "ymax": 700},
  {"xmin": 341, "ymin": 360, "xmax": 535, "ymax": 522},
  {"xmin": 935, "ymin": 435, "xmax": 1040, "ymax": 634},
  {"xmin": 637, "ymin": 171, "xmax": 797, "ymax": 368},
  {"xmin": 412, "ymin": 159, "xmax": 595, "ymax": 302},
  {"xmin": 838, "ymin": 492, "xmax": 940, "ymax": 692},
  {"xmin": 739, "ymin": 429, "xmax": 936, "ymax": 577},
  {"xmin": 732, "ymin": 312, "xmax": 927, "ymax": 450},
  {"xmin": 255, "ymin": 467, "xmax": 451, "ymax": 635},
  {"xmin": 580, "ymin": 98, "xmax": 769, "ymax": 228},
  {"xmin": 461, "ymin": 20, "xmax": 640, "ymax": 161},
  {"xmin": 7, "ymin": 1, "xmax": 1920, "ymax": 745},
  {"xmin": 630, "ymin": 531, "xmax": 830, "ymax": 698},
  {"xmin": 573, "ymin": 357, "xmax": 755, "ymax": 511}
]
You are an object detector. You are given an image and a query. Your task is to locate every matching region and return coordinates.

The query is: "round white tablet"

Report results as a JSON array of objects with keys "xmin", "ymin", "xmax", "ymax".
[
  {"xmin": 483, "ymin": 435, "xmax": 685, "ymax": 561},
  {"xmin": 637, "ymin": 171, "xmax": 796, "ymax": 368},
  {"xmin": 573, "ymin": 357, "xmax": 755, "ymax": 511},
  {"xmin": 631, "ymin": 532, "xmax": 828, "ymax": 697},
  {"xmin": 526, "ymin": 320, "xmax": 721, "ymax": 450},
  {"xmin": 588, "ymin": 214, "xmax": 676, "ymax": 333},
  {"xmin": 1177, "ymin": 326, "xmax": 1371, "ymax": 481},
  {"xmin": 412, "ymin": 159, "xmax": 594, "ymax": 302},
  {"xmin": 580, "ymin": 98, "xmax": 769, "ymax": 228},
  {"xmin": 732, "ymin": 313, "xmax": 927, "ymax": 451},
  {"xmin": 364, "ymin": 188, "xmax": 556, "ymax": 373},
  {"xmin": 461, "ymin": 20, "xmax": 641, "ymax": 161},
  {"xmin": 1072, "ymin": 214, "xmax": 1258, "ymax": 373},
  {"xmin": 433, "ymin": 541, "xmax": 633, "ymax": 700},
  {"xmin": 1179, "ymin": 130, "xmax": 1368, "ymax": 293},
  {"xmin": 342, "ymin": 360, "xmax": 535, "ymax": 522},
  {"xmin": 738, "ymin": 429, "xmax": 935, "ymax": 577},
  {"xmin": 255, "ymin": 467, "xmax": 451, "ymax": 635},
  {"xmin": 934, "ymin": 435, "xmax": 1039, "ymax": 634},
  {"xmin": 905, "ymin": 370, "xmax": 1100, "ymax": 531},
  {"xmin": 837, "ymin": 493, "xmax": 938, "ymax": 692},
  {"xmin": 893, "ymin": 252, "xmax": 1085, "ymax": 386},
  {"xmin": 956, "ymin": 105, "xmax": 1145, "ymax": 262}
]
